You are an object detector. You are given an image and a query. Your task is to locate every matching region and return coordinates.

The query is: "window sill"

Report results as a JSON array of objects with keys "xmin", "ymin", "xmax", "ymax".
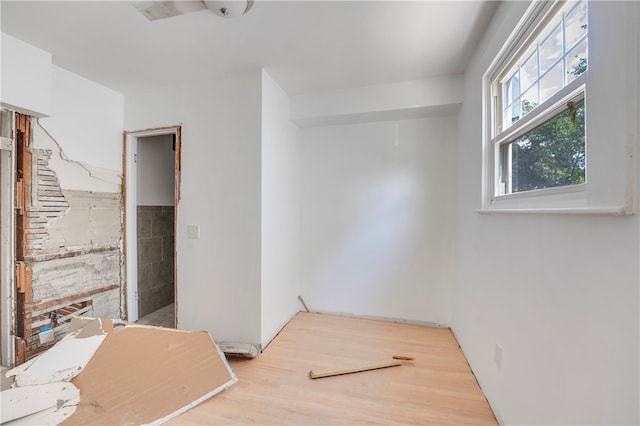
[{"xmin": 475, "ymin": 206, "xmax": 633, "ymax": 215}]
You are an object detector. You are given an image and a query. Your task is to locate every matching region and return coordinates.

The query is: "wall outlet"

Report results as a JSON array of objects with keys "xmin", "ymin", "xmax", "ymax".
[
  {"xmin": 494, "ymin": 343, "xmax": 503, "ymax": 369},
  {"xmin": 187, "ymin": 225, "xmax": 200, "ymax": 239}
]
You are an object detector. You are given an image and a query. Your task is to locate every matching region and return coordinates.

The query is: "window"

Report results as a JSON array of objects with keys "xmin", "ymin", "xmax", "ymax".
[{"xmin": 488, "ymin": 0, "xmax": 588, "ymax": 199}]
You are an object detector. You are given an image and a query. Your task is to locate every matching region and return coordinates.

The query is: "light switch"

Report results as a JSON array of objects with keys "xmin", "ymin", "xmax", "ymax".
[{"xmin": 187, "ymin": 225, "xmax": 200, "ymax": 239}]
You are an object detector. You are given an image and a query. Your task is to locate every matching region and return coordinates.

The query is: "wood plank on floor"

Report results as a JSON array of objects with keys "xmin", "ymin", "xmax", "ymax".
[{"xmin": 169, "ymin": 312, "xmax": 497, "ymax": 425}]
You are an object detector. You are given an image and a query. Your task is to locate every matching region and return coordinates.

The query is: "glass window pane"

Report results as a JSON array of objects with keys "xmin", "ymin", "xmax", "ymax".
[
  {"xmin": 565, "ymin": 0, "xmax": 587, "ymax": 50},
  {"xmin": 508, "ymin": 100, "xmax": 585, "ymax": 193},
  {"xmin": 539, "ymin": 23, "xmax": 562, "ymax": 74},
  {"xmin": 521, "ymin": 83, "xmax": 539, "ymax": 117},
  {"xmin": 503, "ymin": 73, "xmax": 521, "ymax": 126},
  {"xmin": 540, "ymin": 62, "xmax": 563, "ymax": 103},
  {"xmin": 520, "ymin": 52, "xmax": 538, "ymax": 92},
  {"xmin": 504, "ymin": 103, "xmax": 521, "ymax": 126},
  {"xmin": 505, "ymin": 72, "xmax": 520, "ymax": 107},
  {"xmin": 566, "ymin": 38, "xmax": 587, "ymax": 82}
]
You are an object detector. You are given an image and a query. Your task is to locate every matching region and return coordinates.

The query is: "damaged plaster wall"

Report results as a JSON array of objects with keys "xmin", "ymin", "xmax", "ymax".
[
  {"xmin": 19, "ymin": 65, "xmax": 124, "ymax": 360},
  {"xmin": 21, "ymin": 119, "xmax": 123, "ymax": 358},
  {"xmin": 30, "ymin": 124, "xmax": 121, "ymax": 253},
  {"xmin": 1, "ymin": 35, "xmax": 125, "ymax": 362}
]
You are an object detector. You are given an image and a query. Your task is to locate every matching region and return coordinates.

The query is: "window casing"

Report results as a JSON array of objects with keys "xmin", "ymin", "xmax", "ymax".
[{"xmin": 486, "ymin": 0, "xmax": 590, "ymax": 204}]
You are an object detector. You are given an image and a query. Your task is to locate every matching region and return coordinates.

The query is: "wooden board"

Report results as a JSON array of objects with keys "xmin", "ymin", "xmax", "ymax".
[{"xmin": 309, "ymin": 358, "xmax": 402, "ymax": 379}]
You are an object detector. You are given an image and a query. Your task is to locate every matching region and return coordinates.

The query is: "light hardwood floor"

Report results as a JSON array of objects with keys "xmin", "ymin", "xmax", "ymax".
[{"xmin": 169, "ymin": 312, "xmax": 497, "ymax": 425}]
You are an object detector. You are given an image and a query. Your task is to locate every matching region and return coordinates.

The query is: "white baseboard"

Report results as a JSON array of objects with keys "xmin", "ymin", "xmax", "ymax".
[{"xmin": 308, "ymin": 309, "xmax": 448, "ymax": 329}]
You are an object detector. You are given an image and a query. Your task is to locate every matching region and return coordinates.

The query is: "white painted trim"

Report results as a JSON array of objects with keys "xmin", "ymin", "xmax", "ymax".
[
  {"xmin": 310, "ymin": 310, "xmax": 448, "ymax": 329},
  {"xmin": 485, "ymin": 1, "xmax": 558, "ymax": 88},
  {"xmin": 491, "ymin": 79, "xmax": 586, "ymax": 148},
  {"xmin": 493, "ymin": 182, "xmax": 586, "ymax": 202},
  {"xmin": 260, "ymin": 309, "xmax": 299, "ymax": 351},
  {"xmin": 145, "ymin": 377, "xmax": 238, "ymax": 425},
  {"xmin": 475, "ymin": 206, "xmax": 630, "ymax": 215},
  {"xmin": 0, "ymin": 111, "xmax": 15, "ymax": 367},
  {"xmin": 449, "ymin": 327, "xmax": 504, "ymax": 425},
  {"xmin": 124, "ymin": 134, "xmax": 139, "ymax": 322},
  {"xmin": 124, "ymin": 127, "xmax": 179, "ymax": 324},
  {"xmin": 0, "ymin": 137, "xmax": 12, "ymax": 151}
]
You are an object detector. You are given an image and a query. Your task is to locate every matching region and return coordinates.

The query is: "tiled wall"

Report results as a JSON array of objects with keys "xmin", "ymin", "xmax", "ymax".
[{"xmin": 137, "ymin": 205, "xmax": 175, "ymax": 317}]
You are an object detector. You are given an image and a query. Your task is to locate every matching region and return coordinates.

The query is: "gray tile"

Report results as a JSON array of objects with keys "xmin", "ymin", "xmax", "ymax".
[
  {"xmin": 152, "ymin": 259, "xmax": 174, "ymax": 285},
  {"xmin": 137, "ymin": 263, "xmax": 153, "ymax": 292},
  {"xmin": 138, "ymin": 237, "xmax": 162, "ymax": 264},
  {"xmin": 158, "ymin": 284, "xmax": 175, "ymax": 308},
  {"xmin": 138, "ymin": 289, "xmax": 155, "ymax": 317},
  {"xmin": 152, "ymin": 211, "xmax": 174, "ymax": 237},
  {"xmin": 138, "ymin": 205, "xmax": 162, "ymax": 213},
  {"xmin": 163, "ymin": 236, "xmax": 174, "ymax": 259},
  {"xmin": 136, "ymin": 304, "xmax": 175, "ymax": 328},
  {"xmin": 137, "ymin": 213, "xmax": 152, "ymax": 238},
  {"xmin": 139, "ymin": 283, "xmax": 174, "ymax": 316},
  {"xmin": 162, "ymin": 205, "xmax": 175, "ymax": 213}
]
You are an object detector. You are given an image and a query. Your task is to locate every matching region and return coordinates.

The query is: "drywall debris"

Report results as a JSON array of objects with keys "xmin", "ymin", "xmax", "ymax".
[
  {"xmin": 0, "ymin": 382, "xmax": 80, "ymax": 425},
  {"xmin": 218, "ymin": 342, "xmax": 259, "ymax": 359},
  {"xmin": 2, "ymin": 318, "xmax": 237, "ymax": 425},
  {"xmin": 65, "ymin": 320, "xmax": 237, "ymax": 424},
  {"xmin": 1, "ymin": 367, "xmax": 15, "ymax": 391},
  {"xmin": 6, "ymin": 318, "xmax": 107, "ymax": 386}
]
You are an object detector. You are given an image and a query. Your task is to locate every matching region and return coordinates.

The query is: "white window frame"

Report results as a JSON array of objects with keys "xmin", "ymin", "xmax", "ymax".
[{"xmin": 477, "ymin": 1, "xmax": 640, "ymax": 214}]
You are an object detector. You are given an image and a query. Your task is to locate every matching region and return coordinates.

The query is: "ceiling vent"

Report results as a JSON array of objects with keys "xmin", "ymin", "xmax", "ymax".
[{"xmin": 134, "ymin": 0, "xmax": 253, "ymax": 21}]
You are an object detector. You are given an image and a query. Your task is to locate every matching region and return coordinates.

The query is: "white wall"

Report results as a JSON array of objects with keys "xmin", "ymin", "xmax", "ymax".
[
  {"xmin": 37, "ymin": 66, "xmax": 123, "ymax": 193},
  {"xmin": 0, "ymin": 33, "xmax": 52, "ymax": 117},
  {"xmin": 0, "ymin": 34, "xmax": 123, "ymax": 190},
  {"xmin": 124, "ymin": 70, "xmax": 263, "ymax": 345},
  {"xmin": 300, "ymin": 117, "xmax": 457, "ymax": 326},
  {"xmin": 260, "ymin": 70, "xmax": 301, "ymax": 347},
  {"xmin": 453, "ymin": 1, "xmax": 639, "ymax": 424},
  {"xmin": 40, "ymin": 66, "xmax": 124, "ymax": 174},
  {"xmin": 291, "ymin": 76, "xmax": 463, "ymax": 127},
  {"xmin": 137, "ymin": 135, "xmax": 175, "ymax": 206}
]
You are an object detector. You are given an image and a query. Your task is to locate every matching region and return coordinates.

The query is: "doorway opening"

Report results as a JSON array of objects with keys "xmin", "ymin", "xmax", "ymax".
[{"xmin": 124, "ymin": 127, "xmax": 181, "ymax": 328}]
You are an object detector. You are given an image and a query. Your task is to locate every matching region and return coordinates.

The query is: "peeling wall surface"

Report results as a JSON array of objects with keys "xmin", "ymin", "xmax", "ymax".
[
  {"xmin": 30, "ymin": 123, "xmax": 120, "ymax": 194},
  {"xmin": 19, "ymin": 119, "xmax": 123, "ymax": 360}
]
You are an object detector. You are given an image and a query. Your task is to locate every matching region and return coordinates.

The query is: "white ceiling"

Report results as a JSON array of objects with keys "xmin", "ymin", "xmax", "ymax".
[{"xmin": 0, "ymin": 1, "xmax": 498, "ymax": 96}]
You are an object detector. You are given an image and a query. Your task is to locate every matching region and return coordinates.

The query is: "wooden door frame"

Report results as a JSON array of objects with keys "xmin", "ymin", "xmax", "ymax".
[{"xmin": 123, "ymin": 126, "xmax": 181, "ymax": 324}]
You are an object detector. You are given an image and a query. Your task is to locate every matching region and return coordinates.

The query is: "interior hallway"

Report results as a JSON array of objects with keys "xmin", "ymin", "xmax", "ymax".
[{"xmin": 169, "ymin": 312, "xmax": 497, "ymax": 425}]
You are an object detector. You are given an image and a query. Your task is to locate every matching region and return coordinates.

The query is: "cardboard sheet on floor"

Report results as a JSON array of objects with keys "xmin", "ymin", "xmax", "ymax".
[
  {"xmin": 1, "ymin": 318, "xmax": 237, "ymax": 425},
  {"xmin": 63, "ymin": 321, "xmax": 237, "ymax": 425}
]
